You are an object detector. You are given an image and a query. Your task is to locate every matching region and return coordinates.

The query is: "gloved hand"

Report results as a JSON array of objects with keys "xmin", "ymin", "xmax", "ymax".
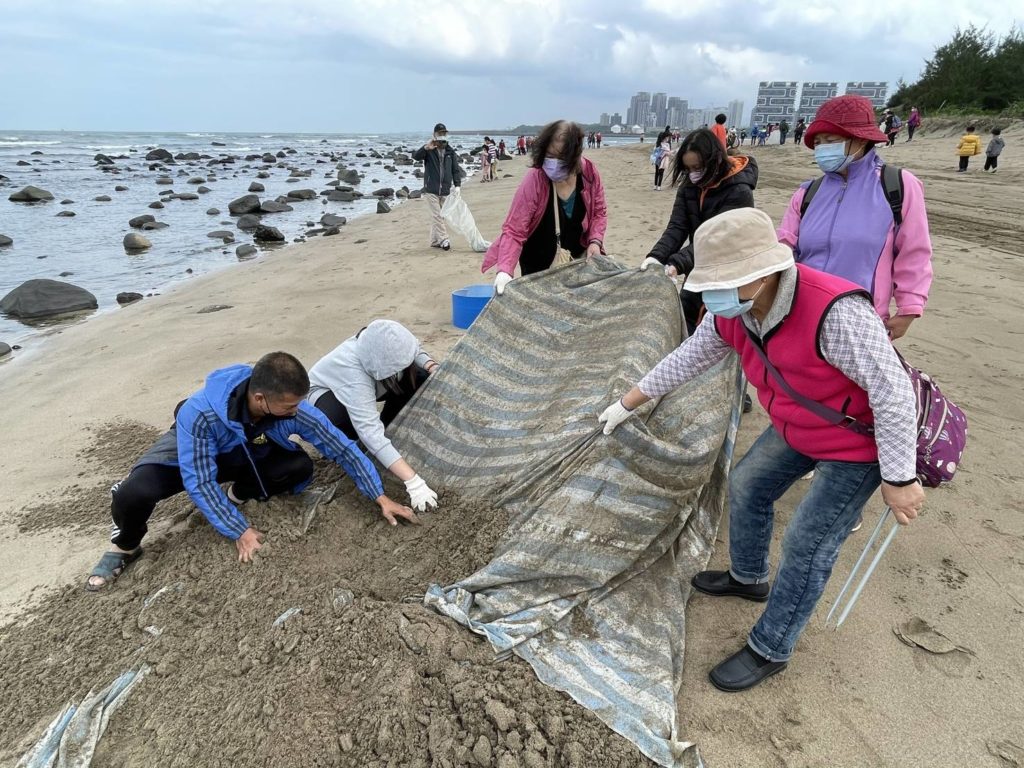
[
  {"xmin": 640, "ymin": 256, "xmax": 662, "ymax": 271},
  {"xmin": 598, "ymin": 398, "xmax": 634, "ymax": 435},
  {"xmin": 404, "ymin": 474, "xmax": 438, "ymax": 512},
  {"xmin": 451, "ymin": 186, "xmax": 461, "ymax": 198},
  {"xmin": 494, "ymin": 272, "xmax": 513, "ymax": 295}
]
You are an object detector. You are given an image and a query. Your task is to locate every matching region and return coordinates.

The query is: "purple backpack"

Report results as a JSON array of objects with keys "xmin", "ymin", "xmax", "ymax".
[
  {"xmin": 901, "ymin": 355, "xmax": 967, "ymax": 487},
  {"xmin": 747, "ymin": 333, "xmax": 967, "ymax": 487}
]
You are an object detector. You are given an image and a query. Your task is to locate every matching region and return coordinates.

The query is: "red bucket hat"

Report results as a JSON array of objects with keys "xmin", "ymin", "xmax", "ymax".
[{"xmin": 804, "ymin": 94, "xmax": 888, "ymax": 148}]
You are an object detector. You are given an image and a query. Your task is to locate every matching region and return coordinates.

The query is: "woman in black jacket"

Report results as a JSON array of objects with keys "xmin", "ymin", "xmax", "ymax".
[{"xmin": 640, "ymin": 128, "xmax": 758, "ymax": 331}]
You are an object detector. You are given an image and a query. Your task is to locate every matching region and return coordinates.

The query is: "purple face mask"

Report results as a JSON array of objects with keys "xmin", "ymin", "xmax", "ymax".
[{"xmin": 542, "ymin": 157, "xmax": 570, "ymax": 181}]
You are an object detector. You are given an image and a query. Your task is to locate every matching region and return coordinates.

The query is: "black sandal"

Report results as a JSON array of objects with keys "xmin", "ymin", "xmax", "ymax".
[{"xmin": 85, "ymin": 548, "xmax": 144, "ymax": 591}]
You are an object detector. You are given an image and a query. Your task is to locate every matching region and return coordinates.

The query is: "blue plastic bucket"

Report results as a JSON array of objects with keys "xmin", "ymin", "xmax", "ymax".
[{"xmin": 452, "ymin": 284, "xmax": 495, "ymax": 329}]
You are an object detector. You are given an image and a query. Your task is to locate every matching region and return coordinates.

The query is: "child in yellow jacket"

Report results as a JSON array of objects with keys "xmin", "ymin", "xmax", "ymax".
[{"xmin": 957, "ymin": 125, "xmax": 982, "ymax": 172}]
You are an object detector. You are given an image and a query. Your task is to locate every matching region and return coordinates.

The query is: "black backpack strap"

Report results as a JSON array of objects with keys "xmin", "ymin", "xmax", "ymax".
[
  {"xmin": 880, "ymin": 164, "xmax": 904, "ymax": 227},
  {"xmin": 798, "ymin": 176, "xmax": 825, "ymax": 218}
]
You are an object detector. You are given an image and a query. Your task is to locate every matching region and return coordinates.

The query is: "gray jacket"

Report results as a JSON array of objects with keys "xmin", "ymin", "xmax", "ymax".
[
  {"xmin": 307, "ymin": 320, "xmax": 432, "ymax": 468},
  {"xmin": 987, "ymin": 136, "xmax": 1005, "ymax": 157}
]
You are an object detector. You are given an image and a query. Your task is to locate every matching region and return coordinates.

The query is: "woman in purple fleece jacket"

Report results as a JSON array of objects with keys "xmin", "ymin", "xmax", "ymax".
[{"xmin": 777, "ymin": 95, "xmax": 934, "ymax": 339}]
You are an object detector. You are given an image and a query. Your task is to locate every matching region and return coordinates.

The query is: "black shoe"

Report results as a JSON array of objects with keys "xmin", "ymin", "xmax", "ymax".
[
  {"xmin": 691, "ymin": 570, "xmax": 770, "ymax": 602},
  {"xmin": 742, "ymin": 392, "xmax": 753, "ymax": 413},
  {"xmin": 709, "ymin": 645, "xmax": 788, "ymax": 692}
]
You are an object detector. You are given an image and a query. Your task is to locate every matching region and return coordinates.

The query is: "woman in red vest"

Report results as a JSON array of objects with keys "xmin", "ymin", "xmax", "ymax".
[{"xmin": 599, "ymin": 208, "xmax": 925, "ymax": 692}]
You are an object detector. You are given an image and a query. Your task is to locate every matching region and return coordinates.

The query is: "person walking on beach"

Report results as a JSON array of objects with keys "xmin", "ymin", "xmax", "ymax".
[
  {"xmin": 984, "ymin": 127, "xmax": 1005, "ymax": 172},
  {"xmin": 600, "ymin": 208, "xmax": 924, "ymax": 692},
  {"xmin": 711, "ymin": 113, "xmax": 729, "ymax": 148},
  {"xmin": 479, "ymin": 142, "xmax": 492, "ymax": 182},
  {"xmin": 957, "ymin": 125, "xmax": 983, "ymax": 172},
  {"xmin": 482, "ymin": 119, "xmax": 607, "ymax": 295},
  {"xmin": 906, "ymin": 108, "xmax": 921, "ymax": 142},
  {"xmin": 596, "ymin": 131, "xmax": 602, "ymax": 148},
  {"xmin": 777, "ymin": 94, "xmax": 934, "ymax": 340},
  {"xmin": 517, "ymin": 135, "xmax": 527, "ymax": 155},
  {"xmin": 883, "ymin": 110, "xmax": 901, "ymax": 147},
  {"xmin": 85, "ymin": 352, "xmax": 417, "ymax": 590},
  {"xmin": 793, "ymin": 118, "xmax": 806, "ymax": 145},
  {"xmin": 778, "ymin": 119, "xmax": 790, "ymax": 145},
  {"xmin": 640, "ymin": 127, "xmax": 758, "ymax": 333},
  {"xmin": 487, "ymin": 137, "xmax": 500, "ymax": 175},
  {"xmin": 308, "ymin": 320, "xmax": 440, "ymax": 512},
  {"xmin": 652, "ymin": 136, "xmax": 671, "ymax": 190},
  {"xmin": 412, "ymin": 122, "xmax": 462, "ymax": 250}
]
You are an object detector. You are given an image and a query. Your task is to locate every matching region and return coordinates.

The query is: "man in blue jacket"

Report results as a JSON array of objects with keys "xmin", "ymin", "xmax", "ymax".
[{"xmin": 86, "ymin": 351, "xmax": 417, "ymax": 590}]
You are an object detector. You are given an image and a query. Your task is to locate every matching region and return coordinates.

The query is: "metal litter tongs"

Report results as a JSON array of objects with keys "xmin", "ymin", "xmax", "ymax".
[{"xmin": 826, "ymin": 506, "xmax": 901, "ymax": 629}]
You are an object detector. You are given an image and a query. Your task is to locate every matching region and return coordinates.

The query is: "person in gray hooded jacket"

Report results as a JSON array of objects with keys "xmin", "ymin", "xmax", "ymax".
[{"xmin": 307, "ymin": 320, "xmax": 440, "ymax": 511}]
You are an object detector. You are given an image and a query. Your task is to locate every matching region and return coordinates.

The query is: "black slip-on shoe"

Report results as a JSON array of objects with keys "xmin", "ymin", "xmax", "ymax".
[
  {"xmin": 691, "ymin": 570, "xmax": 770, "ymax": 602},
  {"xmin": 709, "ymin": 646, "xmax": 788, "ymax": 692}
]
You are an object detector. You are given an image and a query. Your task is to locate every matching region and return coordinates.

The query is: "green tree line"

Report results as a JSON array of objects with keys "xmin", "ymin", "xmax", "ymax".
[{"xmin": 889, "ymin": 25, "xmax": 1024, "ymax": 114}]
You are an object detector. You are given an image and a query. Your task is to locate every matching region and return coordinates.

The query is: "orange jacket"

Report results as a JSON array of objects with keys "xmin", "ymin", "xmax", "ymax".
[{"xmin": 711, "ymin": 123, "xmax": 728, "ymax": 149}]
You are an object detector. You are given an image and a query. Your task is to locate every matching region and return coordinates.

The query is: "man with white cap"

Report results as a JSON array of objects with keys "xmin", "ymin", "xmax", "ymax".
[{"xmin": 598, "ymin": 207, "xmax": 925, "ymax": 691}]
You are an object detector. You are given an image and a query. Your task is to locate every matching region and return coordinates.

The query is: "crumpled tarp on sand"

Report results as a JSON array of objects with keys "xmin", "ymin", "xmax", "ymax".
[{"xmin": 390, "ymin": 257, "xmax": 742, "ymax": 768}]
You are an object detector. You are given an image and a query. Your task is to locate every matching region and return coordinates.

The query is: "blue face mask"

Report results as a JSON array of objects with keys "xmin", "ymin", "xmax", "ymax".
[
  {"xmin": 814, "ymin": 141, "xmax": 854, "ymax": 174},
  {"xmin": 702, "ymin": 287, "xmax": 753, "ymax": 318},
  {"xmin": 542, "ymin": 157, "xmax": 570, "ymax": 181}
]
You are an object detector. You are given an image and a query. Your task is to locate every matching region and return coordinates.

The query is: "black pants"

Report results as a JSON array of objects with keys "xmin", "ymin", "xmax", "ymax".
[
  {"xmin": 779, "ymin": 131, "xmax": 788, "ymax": 144},
  {"xmin": 654, "ymin": 167, "xmax": 665, "ymax": 187},
  {"xmin": 959, "ymin": 156, "xmax": 970, "ymax": 171},
  {"xmin": 984, "ymin": 155, "xmax": 998, "ymax": 170},
  {"xmin": 907, "ymin": 125, "xmax": 916, "ymax": 141},
  {"xmin": 887, "ymin": 132, "xmax": 898, "ymax": 147},
  {"xmin": 109, "ymin": 442, "xmax": 313, "ymax": 550},
  {"xmin": 313, "ymin": 368, "xmax": 428, "ymax": 444}
]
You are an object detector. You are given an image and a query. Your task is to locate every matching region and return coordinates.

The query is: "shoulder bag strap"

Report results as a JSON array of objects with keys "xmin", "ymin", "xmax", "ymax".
[{"xmin": 742, "ymin": 325, "xmax": 875, "ymax": 436}]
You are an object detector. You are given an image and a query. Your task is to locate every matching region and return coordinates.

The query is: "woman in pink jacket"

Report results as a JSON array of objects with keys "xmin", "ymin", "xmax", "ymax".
[
  {"xmin": 776, "ymin": 94, "xmax": 933, "ymax": 339},
  {"xmin": 482, "ymin": 120, "xmax": 607, "ymax": 294}
]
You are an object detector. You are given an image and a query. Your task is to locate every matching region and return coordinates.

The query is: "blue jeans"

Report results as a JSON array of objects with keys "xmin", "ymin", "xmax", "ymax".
[{"xmin": 727, "ymin": 427, "xmax": 881, "ymax": 661}]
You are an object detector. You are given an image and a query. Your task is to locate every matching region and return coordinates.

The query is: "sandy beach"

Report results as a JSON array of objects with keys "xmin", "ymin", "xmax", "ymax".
[{"xmin": 2, "ymin": 122, "xmax": 1023, "ymax": 767}]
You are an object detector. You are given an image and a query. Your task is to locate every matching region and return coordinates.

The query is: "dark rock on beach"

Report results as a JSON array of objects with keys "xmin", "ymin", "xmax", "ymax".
[
  {"xmin": 94, "ymin": 153, "xmax": 115, "ymax": 165},
  {"xmin": 0, "ymin": 279, "xmax": 98, "ymax": 319},
  {"xmin": 0, "ymin": 342, "xmax": 11, "ymax": 358},
  {"xmin": 9, "ymin": 186, "xmax": 54, "ymax": 202},
  {"xmin": 55, "ymin": 210, "xmax": 76, "ymax": 217},
  {"xmin": 338, "ymin": 169, "xmax": 361, "ymax": 184},
  {"xmin": 372, "ymin": 187, "xmax": 395, "ymax": 198},
  {"xmin": 207, "ymin": 230, "xmax": 235, "ymax": 243},
  {"xmin": 94, "ymin": 195, "xmax": 112, "ymax": 202},
  {"xmin": 248, "ymin": 181, "xmax": 265, "ymax": 192},
  {"xmin": 286, "ymin": 188, "xmax": 317, "ymax": 201},
  {"xmin": 123, "ymin": 233, "xmax": 152, "ymax": 250},
  {"xmin": 260, "ymin": 200, "xmax": 293, "ymax": 213},
  {"xmin": 328, "ymin": 190, "xmax": 357, "ymax": 202},
  {"xmin": 140, "ymin": 221, "xmax": 169, "ymax": 231},
  {"xmin": 0, "ymin": 234, "xmax": 12, "ymax": 247},
  {"xmin": 145, "ymin": 148, "xmax": 174, "ymax": 162},
  {"xmin": 376, "ymin": 200, "xmax": 391, "ymax": 214},
  {"xmin": 116, "ymin": 292, "xmax": 144, "ymax": 305},
  {"xmin": 320, "ymin": 214, "xmax": 346, "ymax": 227},
  {"xmin": 254, "ymin": 225, "xmax": 285, "ymax": 242},
  {"xmin": 236, "ymin": 214, "xmax": 261, "ymax": 230},
  {"xmin": 206, "ymin": 207, "xmax": 221, "ymax": 215},
  {"xmin": 228, "ymin": 194, "xmax": 262, "ymax": 215},
  {"xmin": 114, "ymin": 185, "xmax": 129, "ymax": 191},
  {"xmin": 236, "ymin": 244, "xmax": 257, "ymax": 259},
  {"xmin": 129, "ymin": 214, "xmax": 155, "ymax": 228},
  {"xmin": 148, "ymin": 201, "xmax": 164, "ymax": 209}
]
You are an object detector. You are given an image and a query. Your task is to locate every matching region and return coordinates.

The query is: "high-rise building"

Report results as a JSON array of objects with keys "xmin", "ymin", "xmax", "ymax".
[
  {"xmin": 610, "ymin": 112, "xmax": 623, "ymax": 126},
  {"xmin": 626, "ymin": 91, "xmax": 651, "ymax": 129},
  {"xmin": 727, "ymin": 100, "xmax": 744, "ymax": 128},
  {"xmin": 651, "ymin": 92, "xmax": 668, "ymax": 126},
  {"xmin": 798, "ymin": 82, "xmax": 838, "ymax": 120},
  {"xmin": 751, "ymin": 81, "xmax": 799, "ymax": 127},
  {"xmin": 666, "ymin": 97, "xmax": 688, "ymax": 130},
  {"xmin": 845, "ymin": 81, "xmax": 889, "ymax": 110},
  {"xmin": 599, "ymin": 113, "xmax": 610, "ymax": 126}
]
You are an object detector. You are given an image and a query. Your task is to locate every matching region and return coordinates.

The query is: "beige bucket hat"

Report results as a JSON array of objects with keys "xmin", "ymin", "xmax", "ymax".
[{"xmin": 686, "ymin": 208, "xmax": 794, "ymax": 291}]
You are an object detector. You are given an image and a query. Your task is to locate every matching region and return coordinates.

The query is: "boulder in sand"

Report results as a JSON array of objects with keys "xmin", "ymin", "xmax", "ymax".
[
  {"xmin": 123, "ymin": 233, "xmax": 152, "ymax": 251},
  {"xmin": 320, "ymin": 213, "xmax": 347, "ymax": 227},
  {"xmin": 228, "ymin": 194, "xmax": 262, "ymax": 215},
  {"xmin": 0, "ymin": 279, "xmax": 98, "ymax": 319},
  {"xmin": 0, "ymin": 234, "xmax": 12, "ymax": 247},
  {"xmin": 129, "ymin": 214, "xmax": 155, "ymax": 228},
  {"xmin": 116, "ymin": 292, "xmax": 143, "ymax": 305},
  {"xmin": 8, "ymin": 186, "xmax": 54, "ymax": 202},
  {"xmin": 376, "ymin": 200, "xmax": 391, "ymax": 214},
  {"xmin": 236, "ymin": 244, "xmax": 257, "ymax": 259},
  {"xmin": 0, "ymin": 342, "xmax": 10, "ymax": 358},
  {"xmin": 254, "ymin": 225, "xmax": 285, "ymax": 242}
]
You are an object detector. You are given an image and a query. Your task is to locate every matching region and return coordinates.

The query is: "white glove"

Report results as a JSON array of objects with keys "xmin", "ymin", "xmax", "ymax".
[
  {"xmin": 451, "ymin": 186, "xmax": 461, "ymax": 198},
  {"xmin": 598, "ymin": 398, "xmax": 634, "ymax": 435},
  {"xmin": 404, "ymin": 474, "xmax": 438, "ymax": 512},
  {"xmin": 494, "ymin": 272, "xmax": 513, "ymax": 295},
  {"xmin": 640, "ymin": 256, "xmax": 662, "ymax": 271}
]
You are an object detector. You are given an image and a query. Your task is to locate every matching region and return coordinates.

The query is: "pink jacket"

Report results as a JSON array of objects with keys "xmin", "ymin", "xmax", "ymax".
[
  {"xmin": 777, "ymin": 163, "xmax": 932, "ymax": 319},
  {"xmin": 481, "ymin": 156, "xmax": 608, "ymax": 275}
]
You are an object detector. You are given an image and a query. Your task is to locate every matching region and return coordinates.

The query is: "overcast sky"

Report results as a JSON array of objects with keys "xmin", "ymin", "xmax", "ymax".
[{"xmin": 1, "ymin": 0, "xmax": 1018, "ymax": 133}]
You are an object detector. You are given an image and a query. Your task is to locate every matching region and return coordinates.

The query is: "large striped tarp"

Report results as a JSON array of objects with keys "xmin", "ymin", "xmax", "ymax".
[{"xmin": 390, "ymin": 258, "xmax": 742, "ymax": 768}]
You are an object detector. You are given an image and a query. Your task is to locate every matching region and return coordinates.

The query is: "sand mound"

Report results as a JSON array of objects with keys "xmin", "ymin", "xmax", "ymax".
[{"xmin": 2, "ymin": 422, "xmax": 653, "ymax": 767}]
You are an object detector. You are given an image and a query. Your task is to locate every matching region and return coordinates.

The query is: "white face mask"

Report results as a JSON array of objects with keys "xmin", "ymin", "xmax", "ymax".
[{"xmin": 433, "ymin": 133, "xmax": 448, "ymax": 143}]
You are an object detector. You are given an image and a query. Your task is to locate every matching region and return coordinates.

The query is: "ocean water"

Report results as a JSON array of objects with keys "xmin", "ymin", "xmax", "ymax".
[{"xmin": 0, "ymin": 129, "xmax": 636, "ymax": 350}]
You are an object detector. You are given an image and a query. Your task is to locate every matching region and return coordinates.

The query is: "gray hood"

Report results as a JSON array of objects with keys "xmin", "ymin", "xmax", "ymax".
[{"xmin": 356, "ymin": 320, "xmax": 418, "ymax": 380}]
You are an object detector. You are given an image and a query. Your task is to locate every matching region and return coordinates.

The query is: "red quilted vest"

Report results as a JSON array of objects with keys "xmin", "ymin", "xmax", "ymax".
[{"xmin": 715, "ymin": 265, "xmax": 878, "ymax": 462}]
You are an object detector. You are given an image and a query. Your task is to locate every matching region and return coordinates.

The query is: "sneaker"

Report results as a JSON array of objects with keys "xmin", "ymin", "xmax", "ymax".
[
  {"xmin": 225, "ymin": 483, "xmax": 247, "ymax": 505},
  {"xmin": 440, "ymin": 239, "xmax": 451, "ymax": 251},
  {"xmin": 850, "ymin": 515, "xmax": 864, "ymax": 533},
  {"xmin": 742, "ymin": 393, "xmax": 753, "ymax": 413},
  {"xmin": 691, "ymin": 570, "xmax": 770, "ymax": 602},
  {"xmin": 429, "ymin": 242, "xmax": 442, "ymax": 248}
]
